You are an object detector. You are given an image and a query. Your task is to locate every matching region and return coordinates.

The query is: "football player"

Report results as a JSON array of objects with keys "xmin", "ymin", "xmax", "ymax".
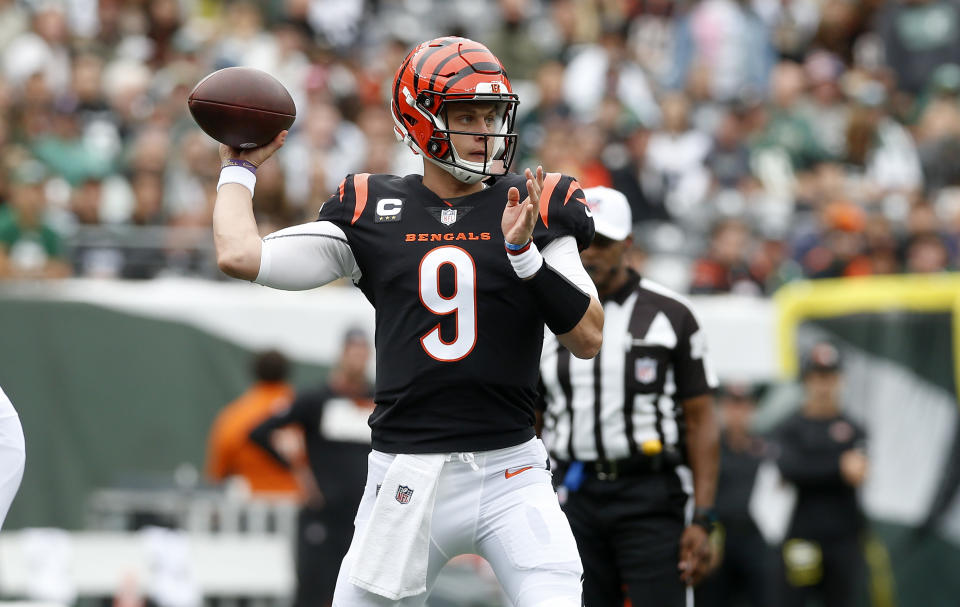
[
  {"xmin": 212, "ymin": 37, "xmax": 602, "ymax": 607},
  {"xmin": 0, "ymin": 385, "xmax": 25, "ymax": 529}
]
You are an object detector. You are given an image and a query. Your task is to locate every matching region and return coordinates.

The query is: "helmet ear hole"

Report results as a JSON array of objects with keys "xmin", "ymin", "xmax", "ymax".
[{"xmin": 428, "ymin": 140, "xmax": 450, "ymax": 157}]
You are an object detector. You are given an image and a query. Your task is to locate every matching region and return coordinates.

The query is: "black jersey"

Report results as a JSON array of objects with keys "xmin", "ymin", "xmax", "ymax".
[
  {"xmin": 249, "ymin": 385, "xmax": 373, "ymax": 514},
  {"xmin": 773, "ymin": 412, "xmax": 867, "ymax": 539},
  {"xmin": 316, "ymin": 172, "xmax": 593, "ymax": 453}
]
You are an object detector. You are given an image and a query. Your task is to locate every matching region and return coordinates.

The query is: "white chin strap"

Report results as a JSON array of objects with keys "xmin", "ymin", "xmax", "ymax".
[{"xmin": 426, "ymin": 155, "xmax": 488, "ymax": 184}]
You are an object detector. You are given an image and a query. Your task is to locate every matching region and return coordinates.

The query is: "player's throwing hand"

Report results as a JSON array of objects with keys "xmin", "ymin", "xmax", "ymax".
[
  {"xmin": 218, "ymin": 130, "xmax": 288, "ymax": 169},
  {"xmin": 502, "ymin": 166, "xmax": 544, "ymax": 245}
]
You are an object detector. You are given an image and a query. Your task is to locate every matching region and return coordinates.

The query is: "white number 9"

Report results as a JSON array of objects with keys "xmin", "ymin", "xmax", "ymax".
[{"xmin": 419, "ymin": 246, "xmax": 477, "ymax": 361}]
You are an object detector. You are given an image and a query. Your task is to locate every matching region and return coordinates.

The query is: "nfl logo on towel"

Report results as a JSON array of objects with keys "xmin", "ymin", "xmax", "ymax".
[
  {"xmin": 395, "ymin": 485, "xmax": 413, "ymax": 504},
  {"xmin": 635, "ymin": 357, "xmax": 658, "ymax": 384},
  {"xmin": 440, "ymin": 208, "xmax": 457, "ymax": 226}
]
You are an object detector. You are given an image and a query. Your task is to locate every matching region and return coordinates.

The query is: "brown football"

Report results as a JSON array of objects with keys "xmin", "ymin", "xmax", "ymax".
[{"xmin": 187, "ymin": 67, "xmax": 296, "ymax": 149}]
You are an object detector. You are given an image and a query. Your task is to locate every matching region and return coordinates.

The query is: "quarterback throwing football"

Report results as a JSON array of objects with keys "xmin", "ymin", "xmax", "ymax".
[{"xmin": 213, "ymin": 37, "xmax": 602, "ymax": 607}]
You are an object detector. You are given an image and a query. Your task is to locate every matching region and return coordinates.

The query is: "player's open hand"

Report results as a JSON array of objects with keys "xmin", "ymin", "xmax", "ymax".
[
  {"xmin": 502, "ymin": 166, "xmax": 544, "ymax": 245},
  {"xmin": 219, "ymin": 129, "xmax": 288, "ymax": 169},
  {"xmin": 678, "ymin": 524, "xmax": 712, "ymax": 586}
]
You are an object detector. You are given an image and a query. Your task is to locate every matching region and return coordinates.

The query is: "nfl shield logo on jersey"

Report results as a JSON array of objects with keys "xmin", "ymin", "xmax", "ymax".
[
  {"xmin": 635, "ymin": 357, "xmax": 658, "ymax": 384},
  {"xmin": 395, "ymin": 485, "xmax": 413, "ymax": 504},
  {"xmin": 440, "ymin": 208, "xmax": 457, "ymax": 226}
]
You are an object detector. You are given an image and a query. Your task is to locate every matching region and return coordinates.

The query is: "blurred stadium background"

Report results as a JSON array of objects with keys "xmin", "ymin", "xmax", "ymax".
[{"xmin": 0, "ymin": 0, "xmax": 959, "ymax": 605}]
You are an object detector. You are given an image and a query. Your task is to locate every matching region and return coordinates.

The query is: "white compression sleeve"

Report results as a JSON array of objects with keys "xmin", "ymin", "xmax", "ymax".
[
  {"xmin": 540, "ymin": 235, "xmax": 599, "ymax": 300},
  {"xmin": 255, "ymin": 221, "xmax": 361, "ymax": 290}
]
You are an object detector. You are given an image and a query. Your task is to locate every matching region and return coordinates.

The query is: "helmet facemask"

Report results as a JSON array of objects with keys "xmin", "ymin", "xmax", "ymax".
[
  {"xmin": 432, "ymin": 97, "xmax": 519, "ymax": 184},
  {"xmin": 395, "ymin": 89, "xmax": 519, "ymax": 184}
]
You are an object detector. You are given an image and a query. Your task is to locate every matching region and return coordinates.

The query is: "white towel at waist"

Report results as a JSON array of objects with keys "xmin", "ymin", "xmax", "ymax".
[{"xmin": 349, "ymin": 452, "xmax": 445, "ymax": 600}]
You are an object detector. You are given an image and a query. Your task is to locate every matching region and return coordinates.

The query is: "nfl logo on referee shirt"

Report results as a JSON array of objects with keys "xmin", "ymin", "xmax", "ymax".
[
  {"xmin": 395, "ymin": 485, "xmax": 413, "ymax": 504},
  {"xmin": 440, "ymin": 208, "xmax": 457, "ymax": 226},
  {"xmin": 635, "ymin": 357, "xmax": 658, "ymax": 384}
]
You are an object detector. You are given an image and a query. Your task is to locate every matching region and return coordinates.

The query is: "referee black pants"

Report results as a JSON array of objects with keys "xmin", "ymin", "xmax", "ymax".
[{"xmin": 561, "ymin": 469, "xmax": 689, "ymax": 607}]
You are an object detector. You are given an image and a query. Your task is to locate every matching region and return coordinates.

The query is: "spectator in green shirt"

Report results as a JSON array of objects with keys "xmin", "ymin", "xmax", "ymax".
[
  {"xmin": 751, "ymin": 61, "xmax": 831, "ymax": 172},
  {"xmin": 0, "ymin": 161, "xmax": 71, "ymax": 279}
]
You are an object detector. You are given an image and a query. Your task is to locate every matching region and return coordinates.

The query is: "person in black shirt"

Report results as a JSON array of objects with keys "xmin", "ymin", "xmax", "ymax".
[
  {"xmin": 250, "ymin": 328, "xmax": 374, "ymax": 607},
  {"xmin": 211, "ymin": 36, "xmax": 602, "ymax": 607},
  {"xmin": 697, "ymin": 383, "xmax": 776, "ymax": 607},
  {"xmin": 774, "ymin": 341, "xmax": 869, "ymax": 607},
  {"xmin": 538, "ymin": 186, "xmax": 719, "ymax": 607}
]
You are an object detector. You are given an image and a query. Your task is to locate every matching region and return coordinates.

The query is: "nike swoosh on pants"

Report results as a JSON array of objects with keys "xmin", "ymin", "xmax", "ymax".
[{"xmin": 504, "ymin": 466, "xmax": 533, "ymax": 479}]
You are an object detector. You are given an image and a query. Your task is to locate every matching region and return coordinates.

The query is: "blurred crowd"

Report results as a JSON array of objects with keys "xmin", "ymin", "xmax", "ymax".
[{"xmin": 0, "ymin": 0, "xmax": 959, "ymax": 291}]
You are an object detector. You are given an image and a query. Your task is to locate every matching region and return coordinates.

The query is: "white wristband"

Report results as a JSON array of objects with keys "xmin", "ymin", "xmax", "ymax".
[
  {"xmin": 217, "ymin": 165, "xmax": 256, "ymax": 197},
  {"xmin": 507, "ymin": 241, "xmax": 544, "ymax": 279}
]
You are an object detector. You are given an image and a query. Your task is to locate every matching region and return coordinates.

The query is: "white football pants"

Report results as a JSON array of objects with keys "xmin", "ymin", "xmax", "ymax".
[
  {"xmin": 0, "ymin": 412, "xmax": 25, "ymax": 529},
  {"xmin": 332, "ymin": 437, "xmax": 583, "ymax": 607}
]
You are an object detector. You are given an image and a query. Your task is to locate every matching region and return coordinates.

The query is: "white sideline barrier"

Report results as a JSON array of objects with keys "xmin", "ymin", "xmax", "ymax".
[
  {"xmin": 0, "ymin": 531, "xmax": 293, "ymax": 597},
  {"xmin": 0, "ymin": 278, "xmax": 779, "ymax": 381}
]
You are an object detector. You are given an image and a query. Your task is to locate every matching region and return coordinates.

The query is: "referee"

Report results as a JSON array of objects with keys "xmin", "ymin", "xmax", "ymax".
[{"xmin": 538, "ymin": 186, "xmax": 720, "ymax": 607}]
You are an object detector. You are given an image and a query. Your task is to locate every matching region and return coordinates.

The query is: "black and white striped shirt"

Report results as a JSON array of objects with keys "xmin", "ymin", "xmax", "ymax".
[{"xmin": 539, "ymin": 270, "xmax": 718, "ymax": 462}]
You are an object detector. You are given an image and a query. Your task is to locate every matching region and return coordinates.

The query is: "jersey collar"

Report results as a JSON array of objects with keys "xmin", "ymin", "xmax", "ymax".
[{"xmin": 405, "ymin": 174, "xmax": 492, "ymax": 208}]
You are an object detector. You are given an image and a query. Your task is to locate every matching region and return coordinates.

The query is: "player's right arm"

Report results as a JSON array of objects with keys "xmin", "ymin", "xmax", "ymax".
[
  {"xmin": 213, "ymin": 131, "xmax": 359, "ymax": 288},
  {"xmin": 213, "ymin": 131, "xmax": 287, "ymax": 280}
]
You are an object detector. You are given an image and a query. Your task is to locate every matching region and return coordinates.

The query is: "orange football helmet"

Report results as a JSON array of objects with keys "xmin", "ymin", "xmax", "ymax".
[{"xmin": 391, "ymin": 37, "xmax": 519, "ymax": 184}]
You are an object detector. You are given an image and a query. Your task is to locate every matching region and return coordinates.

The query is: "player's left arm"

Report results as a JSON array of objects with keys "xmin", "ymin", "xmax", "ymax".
[
  {"xmin": 674, "ymin": 309, "xmax": 720, "ymax": 586},
  {"xmin": 559, "ymin": 301, "xmax": 603, "ymax": 359},
  {"xmin": 540, "ymin": 236, "xmax": 603, "ymax": 358},
  {"xmin": 502, "ymin": 167, "xmax": 602, "ymax": 359}
]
